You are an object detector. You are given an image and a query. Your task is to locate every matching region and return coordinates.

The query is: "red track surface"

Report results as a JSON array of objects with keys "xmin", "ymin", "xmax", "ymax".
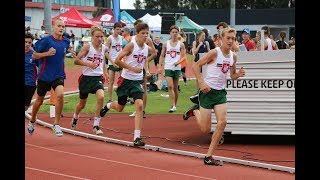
[
  {"xmin": 25, "ymin": 63, "xmax": 295, "ymax": 179},
  {"xmin": 25, "ymin": 120, "xmax": 294, "ymax": 180}
]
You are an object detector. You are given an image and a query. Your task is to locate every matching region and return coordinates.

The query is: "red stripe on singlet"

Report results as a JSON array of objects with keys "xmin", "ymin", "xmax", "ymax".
[{"xmin": 38, "ymin": 57, "xmax": 46, "ymax": 78}]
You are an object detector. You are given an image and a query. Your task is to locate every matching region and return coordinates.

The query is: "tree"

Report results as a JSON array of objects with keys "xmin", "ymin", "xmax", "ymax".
[
  {"xmin": 142, "ymin": 0, "xmax": 295, "ymax": 9},
  {"xmin": 134, "ymin": 0, "xmax": 144, "ymax": 9}
]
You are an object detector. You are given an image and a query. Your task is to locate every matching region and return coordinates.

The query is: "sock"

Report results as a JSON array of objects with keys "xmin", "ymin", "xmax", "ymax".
[
  {"xmin": 107, "ymin": 102, "xmax": 111, "ymax": 109},
  {"xmin": 93, "ymin": 117, "xmax": 101, "ymax": 127},
  {"xmin": 73, "ymin": 113, "xmax": 79, "ymax": 119},
  {"xmin": 134, "ymin": 130, "xmax": 141, "ymax": 140}
]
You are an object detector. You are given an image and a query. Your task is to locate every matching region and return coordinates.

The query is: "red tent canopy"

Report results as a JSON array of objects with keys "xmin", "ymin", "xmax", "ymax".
[
  {"xmin": 52, "ymin": 7, "xmax": 98, "ymax": 28},
  {"xmin": 91, "ymin": 9, "xmax": 126, "ymax": 27}
]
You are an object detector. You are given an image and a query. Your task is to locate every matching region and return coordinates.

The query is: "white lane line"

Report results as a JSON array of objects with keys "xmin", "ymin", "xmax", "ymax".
[
  {"xmin": 26, "ymin": 166, "xmax": 91, "ymax": 180},
  {"xmin": 26, "ymin": 143, "xmax": 216, "ymax": 180}
]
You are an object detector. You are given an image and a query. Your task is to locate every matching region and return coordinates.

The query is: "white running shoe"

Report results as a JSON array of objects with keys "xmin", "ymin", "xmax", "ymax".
[
  {"xmin": 93, "ymin": 126, "xmax": 103, "ymax": 135},
  {"xmin": 129, "ymin": 111, "xmax": 136, "ymax": 117},
  {"xmin": 52, "ymin": 124, "xmax": 63, "ymax": 137},
  {"xmin": 169, "ymin": 106, "xmax": 177, "ymax": 113},
  {"xmin": 27, "ymin": 121, "xmax": 35, "ymax": 135}
]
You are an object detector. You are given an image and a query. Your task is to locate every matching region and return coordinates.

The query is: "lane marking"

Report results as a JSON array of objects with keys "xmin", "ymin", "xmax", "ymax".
[
  {"xmin": 26, "ymin": 166, "xmax": 91, "ymax": 180},
  {"xmin": 26, "ymin": 143, "xmax": 216, "ymax": 180}
]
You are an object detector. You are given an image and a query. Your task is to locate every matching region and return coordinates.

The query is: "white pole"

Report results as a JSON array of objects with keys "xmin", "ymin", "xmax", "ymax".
[
  {"xmin": 230, "ymin": 0, "xmax": 236, "ymax": 27},
  {"xmin": 44, "ymin": 0, "xmax": 52, "ymax": 34},
  {"xmin": 260, "ymin": 30, "xmax": 264, "ymax": 51}
]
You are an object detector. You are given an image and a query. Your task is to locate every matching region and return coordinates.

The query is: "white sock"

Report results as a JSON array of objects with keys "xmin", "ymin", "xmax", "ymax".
[
  {"xmin": 93, "ymin": 117, "xmax": 101, "ymax": 127},
  {"xmin": 107, "ymin": 102, "xmax": 111, "ymax": 109},
  {"xmin": 73, "ymin": 113, "xmax": 79, "ymax": 119},
  {"xmin": 134, "ymin": 130, "xmax": 141, "ymax": 140}
]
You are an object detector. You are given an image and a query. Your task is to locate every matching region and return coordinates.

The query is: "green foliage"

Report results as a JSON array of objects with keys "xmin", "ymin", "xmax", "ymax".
[
  {"xmin": 39, "ymin": 80, "xmax": 198, "ymax": 114},
  {"xmin": 134, "ymin": 0, "xmax": 144, "ymax": 9},
  {"xmin": 142, "ymin": 0, "xmax": 295, "ymax": 9}
]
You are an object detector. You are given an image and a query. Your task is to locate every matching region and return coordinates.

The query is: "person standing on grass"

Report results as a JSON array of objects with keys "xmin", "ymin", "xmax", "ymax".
[
  {"xmin": 183, "ymin": 27, "xmax": 245, "ymax": 166},
  {"xmin": 178, "ymin": 33, "xmax": 188, "ymax": 86},
  {"xmin": 191, "ymin": 31, "xmax": 210, "ymax": 92},
  {"xmin": 27, "ymin": 18, "xmax": 73, "ymax": 137},
  {"xmin": 70, "ymin": 26, "xmax": 109, "ymax": 135},
  {"xmin": 158, "ymin": 25, "xmax": 186, "ymax": 112},
  {"xmin": 100, "ymin": 23, "xmax": 156, "ymax": 146},
  {"xmin": 25, "ymin": 32, "xmax": 38, "ymax": 111}
]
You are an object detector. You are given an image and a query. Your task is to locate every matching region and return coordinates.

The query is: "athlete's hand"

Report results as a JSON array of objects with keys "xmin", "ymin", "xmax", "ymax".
[
  {"xmin": 131, "ymin": 66, "xmax": 142, "ymax": 73},
  {"xmin": 238, "ymin": 67, "xmax": 245, "ymax": 77},
  {"xmin": 113, "ymin": 63, "xmax": 119, "ymax": 68},
  {"xmin": 146, "ymin": 71, "xmax": 151, "ymax": 77},
  {"xmin": 48, "ymin": 47, "xmax": 56, "ymax": 56},
  {"xmin": 199, "ymin": 82, "xmax": 211, "ymax": 93},
  {"xmin": 157, "ymin": 67, "xmax": 162, "ymax": 75},
  {"xmin": 71, "ymin": 49, "xmax": 76, "ymax": 58},
  {"xmin": 89, "ymin": 61, "xmax": 99, "ymax": 69}
]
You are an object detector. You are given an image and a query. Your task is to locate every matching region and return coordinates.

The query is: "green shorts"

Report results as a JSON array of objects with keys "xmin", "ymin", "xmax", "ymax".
[
  {"xmin": 199, "ymin": 88, "xmax": 227, "ymax": 109},
  {"xmin": 165, "ymin": 70, "xmax": 181, "ymax": 79},
  {"xmin": 116, "ymin": 77, "xmax": 144, "ymax": 98},
  {"xmin": 108, "ymin": 65, "xmax": 122, "ymax": 72},
  {"xmin": 78, "ymin": 75, "xmax": 105, "ymax": 99}
]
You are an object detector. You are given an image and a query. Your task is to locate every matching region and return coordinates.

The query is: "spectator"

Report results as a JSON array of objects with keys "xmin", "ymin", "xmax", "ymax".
[
  {"xmin": 289, "ymin": 38, "xmax": 295, "ymax": 49},
  {"xmin": 192, "ymin": 31, "xmax": 210, "ymax": 90},
  {"xmin": 76, "ymin": 41, "xmax": 84, "ymax": 56},
  {"xmin": 153, "ymin": 36, "xmax": 162, "ymax": 69},
  {"xmin": 70, "ymin": 30, "xmax": 75, "ymax": 46},
  {"xmin": 121, "ymin": 27, "xmax": 132, "ymax": 47},
  {"xmin": 213, "ymin": 33, "xmax": 219, "ymax": 47},
  {"xmin": 25, "ymin": 26, "xmax": 31, "ymax": 33},
  {"xmin": 241, "ymin": 28, "xmax": 256, "ymax": 51},
  {"xmin": 261, "ymin": 26, "xmax": 278, "ymax": 51},
  {"xmin": 276, "ymin": 31, "xmax": 289, "ymax": 49},
  {"xmin": 216, "ymin": 22, "xmax": 240, "ymax": 52},
  {"xmin": 253, "ymin": 31, "xmax": 262, "ymax": 51},
  {"xmin": 66, "ymin": 45, "xmax": 74, "ymax": 58},
  {"xmin": 202, "ymin": 28, "xmax": 215, "ymax": 50},
  {"xmin": 38, "ymin": 25, "xmax": 46, "ymax": 39},
  {"xmin": 178, "ymin": 33, "xmax": 187, "ymax": 86}
]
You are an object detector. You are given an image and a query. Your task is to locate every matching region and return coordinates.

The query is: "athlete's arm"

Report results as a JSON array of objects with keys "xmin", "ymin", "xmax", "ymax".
[
  {"xmin": 230, "ymin": 53, "xmax": 245, "ymax": 80},
  {"xmin": 158, "ymin": 42, "xmax": 167, "ymax": 73},
  {"xmin": 147, "ymin": 45, "xmax": 157, "ymax": 63},
  {"xmin": 105, "ymin": 36, "xmax": 116, "ymax": 66},
  {"xmin": 174, "ymin": 42, "xmax": 186, "ymax": 66},
  {"xmin": 114, "ymin": 42, "xmax": 141, "ymax": 73},
  {"xmin": 146, "ymin": 37, "xmax": 156, "ymax": 62},
  {"xmin": 74, "ymin": 43, "xmax": 97, "ymax": 69},
  {"xmin": 192, "ymin": 49, "xmax": 217, "ymax": 93},
  {"xmin": 32, "ymin": 47, "xmax": 55, "ymax": 59}
]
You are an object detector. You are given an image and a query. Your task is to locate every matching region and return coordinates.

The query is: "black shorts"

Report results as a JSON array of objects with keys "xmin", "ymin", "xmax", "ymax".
[
  {"xmin": 78, "ymin": 75, "xmax": 105, "ymax": 99},
  {"xmin": 37, "ymin": 78, "xmax": 64, "ymax": 96},
  {"xmin": 181, "ymin": 67, "xmax": 186, "ymax": 73},
  {"xmin": 154, "ymin": 57, "xmax": 159, "ymax": 66},
  {"xmin": 25, "ymin": 85, "xmax": 36, "ymax": 106},
  {"xmin": 118, "ymin": 92, "xmax": 143, "ymax": 106}
]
